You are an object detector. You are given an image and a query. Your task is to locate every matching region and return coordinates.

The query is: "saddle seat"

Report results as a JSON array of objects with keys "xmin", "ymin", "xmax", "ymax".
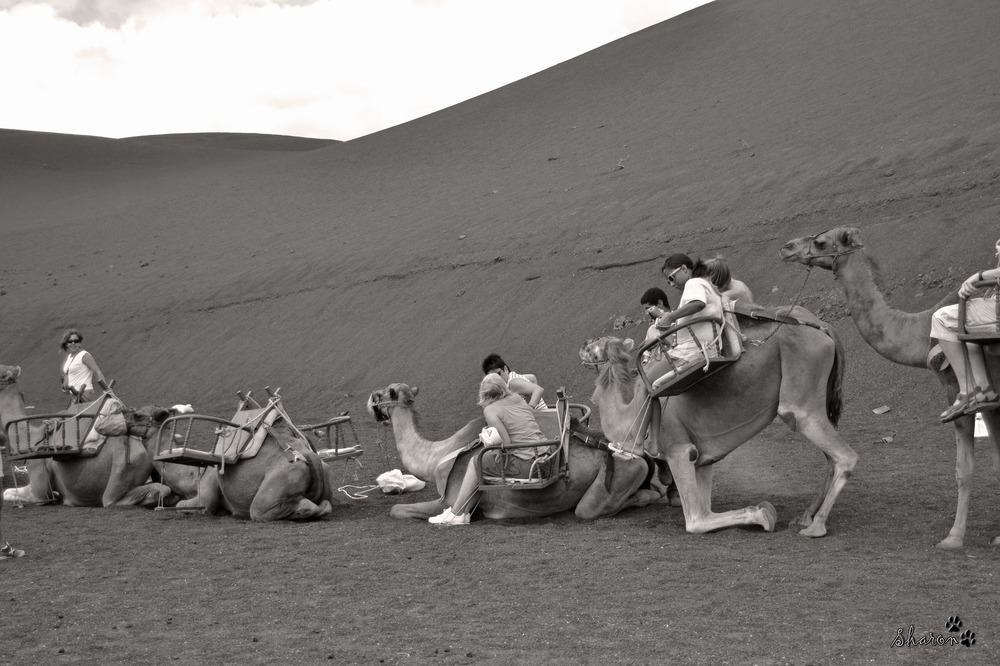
[
  {"xmin": 5, "ymin": 390, "xmax": 116, "ymax": 461},
  {"xmin": 153, "ymin": 392, "xmax": 282, "ymax": 469},
  {"xmin": 638, "ymin": 304, "xmax": 745, "ymax": 399},
  {"xmin": 956, "ymin": 280, "xmax": 1000, "ymax": 346},
  {"xmin": 475, "ymin": 389, "xmax": 587, "ymax": 491},
  {"xmin": 300, "ymin": 414, "xmax": 364, "ymax": 464}
]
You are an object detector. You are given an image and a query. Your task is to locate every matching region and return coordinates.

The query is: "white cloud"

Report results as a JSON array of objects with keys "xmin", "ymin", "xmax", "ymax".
[{"xmin": 0, "ymin": 0, "xmax": 711, "ymax": 140}]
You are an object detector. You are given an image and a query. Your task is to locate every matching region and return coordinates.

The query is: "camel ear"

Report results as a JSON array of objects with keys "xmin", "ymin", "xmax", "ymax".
[
  {"xmin": 840, "ymin": 227, "xmax": 864, "ymax": 249},
  {"xmin": 622, "ymin": 338, "xmax": 635, "ymax": 351},
  {"xmin": 411, "ymin": 386, "xmax": 419, "ymax": 397}
]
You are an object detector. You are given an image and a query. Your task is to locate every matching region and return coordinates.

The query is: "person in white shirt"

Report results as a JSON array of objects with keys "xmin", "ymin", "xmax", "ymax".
[
  {"xmin": 648, "ymin": 254, "xmax": 726, "ymax": 390},
  {"xmin": 60, "ymin": 329, "xmax": 106, "ymax": 404}
]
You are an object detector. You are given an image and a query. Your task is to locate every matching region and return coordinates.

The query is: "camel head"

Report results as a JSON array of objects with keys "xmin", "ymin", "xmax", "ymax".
[
  {"xmin": 579, "ymin": 337, "xmax": 635, "ymax": 368},
  {"xmin": 367, "ymin": 383, "xmax": 419, "ymax": 422},
  {"xmin": 0, "ymin": 365, "xmax": 21, "ymax": 388},
  {"xmin": 780, "ymin": 227, "xmax": 865, "ymax": 271},
  {"xmin": 124, "ymin": 404, "xmax": 175, "ymax": 439}
]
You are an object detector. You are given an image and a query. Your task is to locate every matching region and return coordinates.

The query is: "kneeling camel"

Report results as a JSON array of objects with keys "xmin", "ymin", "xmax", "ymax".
[
  {"xmin": 579, "ymin": 305, "xmax": 858, "ymax": 537},
  {"xmin": 0, "ymin": 365, "xmax": 173, "ymax": 508},
  {"xmin": 367, "ymin": 383, "xmax": 671, "ymax": 521}
]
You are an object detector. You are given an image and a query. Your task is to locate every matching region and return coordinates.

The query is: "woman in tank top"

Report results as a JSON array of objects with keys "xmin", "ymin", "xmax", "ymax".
[
  {"xmin": 428, "ymin": 374, "xmax": 551, "ymax": 526},
  {"xmin": 60, "ymin": 329, "xmax": 106, "ymax": 404}
]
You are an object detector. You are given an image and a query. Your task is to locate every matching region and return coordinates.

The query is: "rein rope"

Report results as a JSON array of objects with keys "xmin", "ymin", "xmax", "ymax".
[{"xmin": 745, "ymin": 265, "xmax": 813, "ymax": 346}]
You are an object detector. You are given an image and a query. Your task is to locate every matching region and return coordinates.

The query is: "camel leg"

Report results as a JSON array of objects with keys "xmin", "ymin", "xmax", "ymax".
[
  {"xmin": 177, "ymin": 468, "xmax": 224, "ymax": 514},
  {"xmin": 667, "ymin": 444, "xmax": 777, "ymax": 533},
  {"xmin": 112, "ymin": 482, "xmax": 174, "ymax": 507},
  {"xmin": 788, "ymin": 415, "xmax": 857, "ymax": 538},
  {"xmin": 983, "ymin": 411, "xmax": 1000, "ymax": 547},
  {"xmin": 574, "ymin": 457, "xmax": 655, "ymax": 520},
  {"xmin": 249, "ymin": 464, "xmax": 330, "ymax": 521},
  {"xmin": 794, "ymin": 455, "xmax": 834, "ymax": 528},
  {"xmin": 2, "ymin": 459, "xmax": 56, "ymax": 504},
  {"xmin": 938, "ymin": 417, "xmax": 976, "ymax": 549}
]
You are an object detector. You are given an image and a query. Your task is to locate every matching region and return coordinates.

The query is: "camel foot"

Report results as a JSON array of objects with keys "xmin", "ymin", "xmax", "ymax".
[
  {"xmin": 793, "ymin": 511, "xmax": 813, "ymax": 528},
  {"xmin": 798, "ymin": 521, "xmax": 827, "ymax": 538},
  {"xmin": 291, "ymin": 498, "xmax": 331, "ymax": 519},
  {"xmin": 936, "ymin": 536, "xmax": 964, "ymax": 550},
  {"xmin": 757, "ymin": 502, "xmax": 777, "ymax": 532}
]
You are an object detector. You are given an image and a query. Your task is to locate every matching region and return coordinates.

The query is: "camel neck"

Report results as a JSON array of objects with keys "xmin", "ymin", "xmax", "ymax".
[
  {"xmin": 0, "ymin": 385, "xmax": 28, "ymax": 423},
  {"xmin": 389, "ymin": 408, "xmax": 459, "ymax": 480},
  {"xmin": 591, "ymin": 366, "xmax": 649, "ymax": 443},
  {"xmin": 834, "ymin": 251, "xmax": 933, "ymax": 368}
]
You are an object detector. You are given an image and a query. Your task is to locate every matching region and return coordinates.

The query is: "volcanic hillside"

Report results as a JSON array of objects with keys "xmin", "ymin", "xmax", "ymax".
[{"xmin": 1, "ymin": 0, "xmax": 999, "ymax": 441}]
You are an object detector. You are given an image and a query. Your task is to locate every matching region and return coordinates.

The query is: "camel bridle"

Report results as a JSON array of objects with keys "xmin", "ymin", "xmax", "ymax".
[{"xmin": 803, "ymin": 230, "xmax": 865, "ymax": 265}]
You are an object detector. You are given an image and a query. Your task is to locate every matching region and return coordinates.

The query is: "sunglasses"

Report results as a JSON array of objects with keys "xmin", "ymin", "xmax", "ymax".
[
  {"xmin": 664, "ymin": 266, "xmax": 682, "ymax": 285},
  {"xmin": 67, "ymin": 339, "xmax": 82, "ymax": 344}
]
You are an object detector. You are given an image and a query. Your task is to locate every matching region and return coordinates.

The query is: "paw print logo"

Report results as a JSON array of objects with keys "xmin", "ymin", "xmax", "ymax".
[
  {"xmin": 946, "ymin": 616, "xmax": 963, "ymax": 632},
  {"xmin": 960, "ymin": 630, "xmax": 976, "ymax": 647}
]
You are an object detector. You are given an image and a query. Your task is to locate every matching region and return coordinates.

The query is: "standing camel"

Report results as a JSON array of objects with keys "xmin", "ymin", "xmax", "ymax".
[
  {"xmin": 0, "ymin": 365, "xmax": 173, "ymax": 508},
  {"xmin": 366, "ymin": 383, "xmax": 671, "ymax": 521},
  {"xmin": 579, "ymin": 303, "xmax": 858, "ymax": 537},
  {"xmin": 781, "ymin": 226, "xmax": 1000, "ymax": 548}
]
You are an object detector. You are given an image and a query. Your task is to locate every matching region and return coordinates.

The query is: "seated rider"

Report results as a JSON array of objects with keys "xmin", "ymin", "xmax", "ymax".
[
  {"xmin": 428, "ymin": 374, "xmax": 552, "ymax": 526},
  {"xmin": 481, "ymin": 353, "xmax": 547, "ymax": 409},
  {"xmin": 639, "ymin": 287, "xmax": 673, "ymax": 365},
  {"xmin": 703, "ymin": 257, "xmax": 755, "ymax": 304},
  {"xmin": 933, "ymin": 237, "xmax": 1000, "ymax": 423},
  {"xmin": 648, "ymin": 254, "xmax": 725, "ymax": 390}
]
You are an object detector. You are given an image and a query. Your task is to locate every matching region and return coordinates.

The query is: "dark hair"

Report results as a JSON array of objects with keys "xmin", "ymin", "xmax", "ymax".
[
  {"xmin": 60, "ymin": 328, "xmax": 83, "ymax": 351},
  {"xmin": 640, "ymin": 287, "xmax": 670, "ymax": 309},
  {"xmin": 702, "ymin": 257, "xmax": 733, "ymax": 290},
  {"xmin": 662, "ymin": 254, "xmax": 693, "ymax": 272},
  {"xmin": 662, "ymin": 253, "xmax": 715, "ymax": 280},
  {"xmin": 481, "ymin": 353, "xmax": 508, "ymax": 375}
]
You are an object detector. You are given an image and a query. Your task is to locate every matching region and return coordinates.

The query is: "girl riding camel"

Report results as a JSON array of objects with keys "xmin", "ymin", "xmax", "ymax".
[{"xmin": 428, "ymin": 374, "xmax": 551, "ymax": 526}]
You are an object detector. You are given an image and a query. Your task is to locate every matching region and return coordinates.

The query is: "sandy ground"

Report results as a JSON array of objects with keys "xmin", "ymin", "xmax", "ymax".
[{"xmin": 2, "ymin": 0, "xmax": 1000, "ymax": 663}]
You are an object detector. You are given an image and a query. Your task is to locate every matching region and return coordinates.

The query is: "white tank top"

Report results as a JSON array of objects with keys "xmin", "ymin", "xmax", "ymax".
[{"xmin": 63, "ymin": 351, "xmax": 94, "ymax": 392}]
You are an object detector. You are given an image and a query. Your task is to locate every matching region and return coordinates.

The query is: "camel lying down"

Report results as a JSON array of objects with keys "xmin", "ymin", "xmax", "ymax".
[
  {"xmin": 367, "ymin": 383, "xmax": 673, "ymax": 521},
  {"xmin": 0, "ymin": 365, "xmax": 174, "ymax": 508}
]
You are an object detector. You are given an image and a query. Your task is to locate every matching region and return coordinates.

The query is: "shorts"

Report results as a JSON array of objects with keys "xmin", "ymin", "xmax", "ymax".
[
  {"xmin": 481, "ymin": 449, "xmax": 551, "ymax": 479},
  {"xmin": 931, "ymin": 299, "xmax": 1000, "ymax": 342}
]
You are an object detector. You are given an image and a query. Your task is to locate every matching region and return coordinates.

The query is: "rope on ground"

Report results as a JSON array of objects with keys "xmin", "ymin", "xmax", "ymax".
[{"xmin": 338, "ymin": 484, "xmax": 379, "ymax": 500}]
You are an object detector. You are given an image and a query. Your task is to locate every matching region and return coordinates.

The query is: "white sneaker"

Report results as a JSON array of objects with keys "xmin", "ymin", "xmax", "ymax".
[
  {"xmin": 428, "ymin": 508, "xmax": 470, "ymax": 525},
  {"xmin": 0, "ymin": 541, "xmax": 26, "ymax": 559}
]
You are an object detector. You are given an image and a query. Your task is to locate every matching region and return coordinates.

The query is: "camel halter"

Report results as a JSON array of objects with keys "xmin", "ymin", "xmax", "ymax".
[{"xmin": 803, "ymin": 230, "xmax": 865, "ymax": 262}]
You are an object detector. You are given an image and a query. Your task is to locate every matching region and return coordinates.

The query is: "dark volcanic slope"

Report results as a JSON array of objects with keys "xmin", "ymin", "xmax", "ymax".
[{"xmin": 1, "ymin": 0, "xmax": 998, "ymax": 436}]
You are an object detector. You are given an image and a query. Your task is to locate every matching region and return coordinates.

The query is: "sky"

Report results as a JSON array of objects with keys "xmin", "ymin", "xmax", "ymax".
[{"xmin": 0, "ymin": 0, "xmax": 710, "ymax": 141}]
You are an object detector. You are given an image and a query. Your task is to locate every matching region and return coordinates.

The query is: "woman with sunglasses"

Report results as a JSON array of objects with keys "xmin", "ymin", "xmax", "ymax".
[
  {"xmin": 59, "ymin": 329, "xmax": 106, "ymax": 404},
  {"xmin": 650, "ymin": 254, "xmax": 726, "ymax": 389}
]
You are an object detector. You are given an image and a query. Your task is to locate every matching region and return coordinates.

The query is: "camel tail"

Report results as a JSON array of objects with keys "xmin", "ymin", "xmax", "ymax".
[{"xmin": 825, "ymin": 327, "xmax": 845, "ymax": 427}]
